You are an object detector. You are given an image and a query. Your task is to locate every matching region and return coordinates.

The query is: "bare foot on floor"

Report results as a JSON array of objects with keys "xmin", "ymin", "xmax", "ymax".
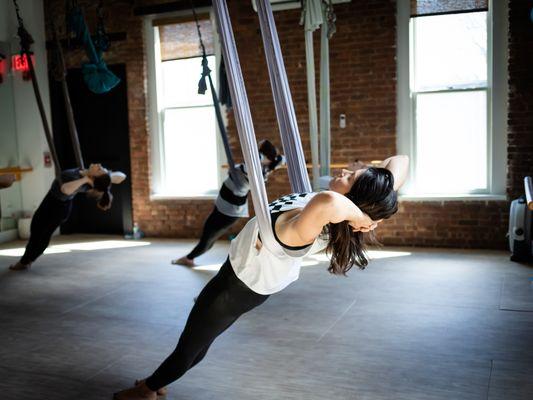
[
  {"xmin": 135, "ymin": 379, "xmax": 167, "ymax": 396},
  {"xmin": 113, "ymin": 382, "xmax": 157, "ymax": 400},
  {"xmin": 171, "ymin": 256, "xmax": 195, "ymax": 267},
  {"xmin": 9, "ymin": 262, "xmax": 31, "ymax": 271}
]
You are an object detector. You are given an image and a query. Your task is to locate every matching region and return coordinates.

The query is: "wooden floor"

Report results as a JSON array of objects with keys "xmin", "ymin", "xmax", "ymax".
[{"xmin": 0, "ymin": 235, "xmax": 532, "ymax": 400}]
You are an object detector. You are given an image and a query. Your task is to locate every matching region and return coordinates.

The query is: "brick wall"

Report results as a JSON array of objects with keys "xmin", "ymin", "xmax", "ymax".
[
  {"xmin": 507, "ymin": 0, "xmax": 533, "ymax": 199},
  {"xmin": 42, "ymin": 0, "xmax": 526, "ymax": 249}
]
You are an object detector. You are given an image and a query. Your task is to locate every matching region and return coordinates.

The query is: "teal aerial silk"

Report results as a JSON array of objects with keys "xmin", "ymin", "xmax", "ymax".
[{"xmin": 67, "ymin": 6, "xmax": 120, "ymax": 94}]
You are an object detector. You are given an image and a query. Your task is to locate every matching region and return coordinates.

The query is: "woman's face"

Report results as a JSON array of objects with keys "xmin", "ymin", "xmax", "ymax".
[
  {"xmin": 329, "ymin": 168, "xmax": 366, "ymax": 194},
  {"xmin": 88, "ymin": 163, "xmax": 108, "ymax": 178}
]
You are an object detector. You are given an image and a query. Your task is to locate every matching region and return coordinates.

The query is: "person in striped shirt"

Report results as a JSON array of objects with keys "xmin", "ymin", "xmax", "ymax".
[{"xmin": 172, "ymin": 140, "xmax": 285, "ymax": 267}]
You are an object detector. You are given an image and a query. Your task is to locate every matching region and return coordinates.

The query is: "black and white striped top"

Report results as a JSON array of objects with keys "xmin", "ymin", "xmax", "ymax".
[{"xmin": 214, "ymin": 164, "xmax": 250, "ymax": 217}]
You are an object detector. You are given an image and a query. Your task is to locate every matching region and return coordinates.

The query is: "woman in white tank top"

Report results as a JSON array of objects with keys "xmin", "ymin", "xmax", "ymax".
[{"xmin": 114, "ymin": 155, "xmax": 409, "ymax": 400}]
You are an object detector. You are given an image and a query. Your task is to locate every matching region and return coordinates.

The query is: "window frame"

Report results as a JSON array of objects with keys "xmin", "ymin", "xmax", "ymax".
[
  {"xmin": 144, "ymin": 10, "xmax": 227, "ymax": 200},
  {"xmin": 396, "ymin": 0, "xmax": 508, "ymax": 200}
]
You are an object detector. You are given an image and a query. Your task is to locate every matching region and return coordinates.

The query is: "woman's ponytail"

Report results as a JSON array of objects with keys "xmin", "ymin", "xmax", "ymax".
[
  {"xmin": 326, "ymin": 168, "xmax": 398, "ymax": 275},
  {"xmin": 97, "ymin": 190, "xmax": 113, "ymax": 211},
  {"xmin": 92, "ymin": 173, "xmax": 113, "ymax": 211}
]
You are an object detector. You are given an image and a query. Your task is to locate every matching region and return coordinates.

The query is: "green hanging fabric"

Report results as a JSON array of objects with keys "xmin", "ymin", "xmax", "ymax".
[{"xmin": 67, "ymin": 5, "xmax": 120, "ymax": 94}]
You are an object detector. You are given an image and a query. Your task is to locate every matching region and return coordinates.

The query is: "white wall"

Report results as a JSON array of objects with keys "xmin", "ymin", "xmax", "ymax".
[{"xmin": 0, "ymin": 0, "xmax": 54, "ymax": 215}]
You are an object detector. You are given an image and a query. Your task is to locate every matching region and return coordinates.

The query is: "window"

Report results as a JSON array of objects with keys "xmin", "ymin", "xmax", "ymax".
[
  {"xmin": 397, "ymin": 2, "xmax": 508, "ymax": 199},
  {"xmin": 411, "ymin": 11, "xmax": 488, "ymax": 195},
  {"xmin": 147, "ymin": 16, "xmax": 223, "ymax": 198}
]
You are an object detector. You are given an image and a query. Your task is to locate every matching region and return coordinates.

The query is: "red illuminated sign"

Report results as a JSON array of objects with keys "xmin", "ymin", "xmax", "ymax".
[
  {"xmin": 12, "ymin": 54, "xmax": 31, "ymax": 72},
  {"xmin": 0, "ymin": 55, "xmax": 4, "ymax": 84}
]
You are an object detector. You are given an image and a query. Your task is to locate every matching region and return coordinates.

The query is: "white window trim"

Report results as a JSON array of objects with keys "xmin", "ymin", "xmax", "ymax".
[
  {"xmin": 144, "ymin": 9, "xmax": 227, "ymax": 200},
  {"xmin": 396, "ymin": 0, "xmax": 508, "ymax": 201}
]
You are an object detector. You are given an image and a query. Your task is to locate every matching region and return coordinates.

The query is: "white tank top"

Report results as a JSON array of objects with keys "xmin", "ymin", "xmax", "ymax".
[{"xmin": 229, "ymin": 192, "xmax": 328, "ymax": 295}]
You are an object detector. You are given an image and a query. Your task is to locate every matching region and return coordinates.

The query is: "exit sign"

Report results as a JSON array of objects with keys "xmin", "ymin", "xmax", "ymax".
[{"xmin": 11, "ymin": 54, "xmax": 32, "ymax": 72}]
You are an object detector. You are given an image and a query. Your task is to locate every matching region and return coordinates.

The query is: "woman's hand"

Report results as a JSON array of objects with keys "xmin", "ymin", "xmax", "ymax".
[
  {"xmin": 348, "ymin": 212, "xmax": 378, "ymax": 233},
  {"xmin": 61, "ymin": 175, "xmax": 94, "ymax": 196},
  {"xmin": 347, "ymin": 160, "xmax": 368, "ymax": 172},
  {"xmin": 84, "ymin": 175, "xmax": 94, "ymax": 186}
]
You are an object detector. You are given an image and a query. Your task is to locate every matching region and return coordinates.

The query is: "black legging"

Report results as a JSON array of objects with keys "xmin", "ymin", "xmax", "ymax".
[
  {"xmin": 20, "ymin": 193, "xmax": 72, "ymax": 265},
  {"xmin": 145, "ymin": 258, "xmax": 269, "ymax": 391},
  {"xmin": 187, "ymin": 207, "xmax": 240, "ymax": 259}
]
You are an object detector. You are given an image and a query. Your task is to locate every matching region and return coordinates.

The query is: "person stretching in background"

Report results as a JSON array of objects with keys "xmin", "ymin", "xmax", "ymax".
[
  {"xmin": 172, "ymin": 139, "xmax": 285, "ymax": 267},
  {"xmin": 9, "ymin": 164, "xmax": 126, "ymax": 271}
]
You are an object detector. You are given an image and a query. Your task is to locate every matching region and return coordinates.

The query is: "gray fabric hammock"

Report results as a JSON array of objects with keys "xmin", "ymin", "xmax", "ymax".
[
  {"xmin": 212, "ymin": 0, "xmax": 312, "ymax": 255},
  {"xmin": 301, "ymin": 0, "xmax": 336, "ymax": 188}
]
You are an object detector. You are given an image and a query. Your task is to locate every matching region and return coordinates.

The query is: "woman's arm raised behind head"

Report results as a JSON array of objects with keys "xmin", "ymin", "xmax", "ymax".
[
  {"xmin": 378, "ymin": 155, "xmax": 409, "ymax": 191},
  {"xmin": 281, "ymin": 191, "xmax": 373, "ymax": 246},
  {"xmin": 60, "ymin": 176, "xmax": 92, "ymax": 196}
]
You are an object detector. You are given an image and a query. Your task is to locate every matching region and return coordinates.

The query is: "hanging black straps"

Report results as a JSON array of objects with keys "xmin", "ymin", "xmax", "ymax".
[
  {"xmin": 94, "ymin": 0, "xmax": 110, "ymax": 54},
  {"xmin": 13, "ymin": 0, "xmax": 62, "ymax": 179},
  {"xmin": 190, "ymin": 1, "xmax": 236, "ymax": 172},
  {"xmin": 51, "ymin": 19, "xmax": 85, "ymax": 170}
]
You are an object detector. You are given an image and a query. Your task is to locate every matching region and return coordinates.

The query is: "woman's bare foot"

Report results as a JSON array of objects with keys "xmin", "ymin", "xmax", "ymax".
[
  {"xmin": 134, "ymin": 379, "xmax": 167, "ymax": 396},
  {"xmin": 9, "ymin": 261, "xmax": 31, "ymax": 271},
  {"xmin": 113, "ymin": 381, "xmax": 157, "ymax": 400},
  {"xmin": 171, "ymin": 256, "xmax": 195, "ymax": 267}
]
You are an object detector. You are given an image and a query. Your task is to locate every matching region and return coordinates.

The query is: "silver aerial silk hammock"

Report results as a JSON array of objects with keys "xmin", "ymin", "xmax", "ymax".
[
  {"xmin": 301, "ymin": 0, "xmax": 336, "ymax": 189},
  {"xmin": 211, "ymin": 0, "xmax": 311, "ymax": 255}
]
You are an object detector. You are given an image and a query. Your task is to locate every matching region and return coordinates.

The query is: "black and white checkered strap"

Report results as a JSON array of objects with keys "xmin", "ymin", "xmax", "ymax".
[{"xmin": 268, "ymin": 192, "xmax": 315, "ymax": 213}]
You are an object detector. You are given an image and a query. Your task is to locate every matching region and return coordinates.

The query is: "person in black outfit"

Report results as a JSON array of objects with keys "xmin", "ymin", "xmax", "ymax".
[
  {"xmin": 172, "ymin": 139, "xmax": 285, "ymax": 267},
  {"xmin": 9, "ymin": 163, "xmax": 126, "ymax": 271}
]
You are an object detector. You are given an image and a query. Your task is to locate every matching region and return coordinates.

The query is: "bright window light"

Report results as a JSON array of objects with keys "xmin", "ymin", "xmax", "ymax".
[
  {"xmin": 0, "ymin": 247, "xmax": 71, "ymax": 257},
  {"xmin": 162, "ymin": 107, "xmax": 218, "ymax": 196},
  {"xmin": 192, "ymin": 263, "xmax": 222, "ymax": 272},
  {"xmin": 413, "ymin": 12, "xmax": 487, "ymax": 91},
  {"xmin": 410, "ymin": 11, "xmax": 488, "ymax": 196},
  {"xmin": 366, "ymin": 250, "xmax": 412, "ymax": 260},
  {"xmin": 161, "ymin": 57, "xmax": 217, "ymax": 108},
  {"xmin": 158, "ymin": 53, "xmax": 220, "ymax": 197},
  {"xmin": 0, "ymin": 240, "xmax": 151, "ymax": 257},
  {"xmin": 53, "ymin": 240, "xmax": 151, "ymax": 251},
  {"xmin": 190, "ymin": 250, "xmax": 413, "ymax": 270},
  {"xmin": 415, "ymin": 91, "xmax": 487, "ymax": 193},
  {"xmin": 304, "ymin": 250, "xmax": 412, "ymax": 264}
]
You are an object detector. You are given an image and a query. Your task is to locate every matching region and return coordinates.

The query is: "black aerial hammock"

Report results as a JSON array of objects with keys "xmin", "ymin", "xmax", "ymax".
[
  {"xmin": 51, "ymin": 20, "xmax": 85, "ymax": 171},
  {"xmin": 94, "ymin": 0, "xmax": 110, "ymax": 54},
  {"xmin": 190, "ymin": 1, "xmax": 236, "ymax": 173},
  {"xmin": 12, "ymin": 0, "xmax": 85, "ymax": 179},
  {"xmin": 12, "ymin": 0, "xmax": 62, "ymax": 179}
]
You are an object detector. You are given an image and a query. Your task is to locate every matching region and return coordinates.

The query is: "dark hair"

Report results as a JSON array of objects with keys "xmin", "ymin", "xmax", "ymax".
[
  {"xmin": 326, "ymin": 167, "xmax": 398, "ymax": 275},
  {"xmin": 92, "ymin": 173, "xmax": 113, "ymax": 211},
  {"xmin": 258, "ymin": 139, "xmax": 283, "ymax": 174},
  {"xmin": 258, "ymin": 139, "xmax": 278, "ymax": 162}
]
